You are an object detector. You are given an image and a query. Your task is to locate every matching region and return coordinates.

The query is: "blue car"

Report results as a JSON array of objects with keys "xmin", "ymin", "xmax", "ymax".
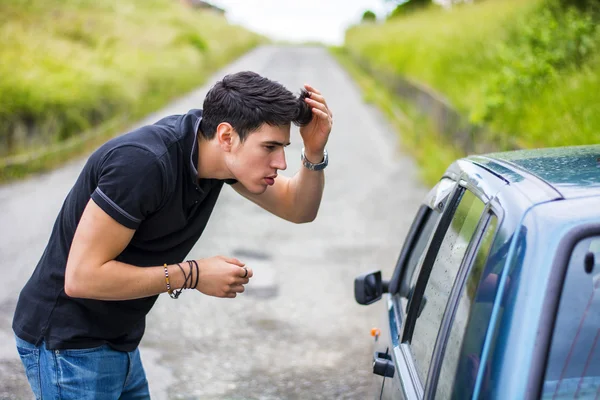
[{"xmin": 355, "ymin": 145, "xmax": 600, "ymax": 399}]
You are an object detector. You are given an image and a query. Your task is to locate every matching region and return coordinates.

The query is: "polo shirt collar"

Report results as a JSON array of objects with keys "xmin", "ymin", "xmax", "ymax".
[
  {"xmin": 183, "ymin": 109, "xmax": 237, "ymax": 188},
  {"xmin": 190, "ymin": 116, "xmax": 201, "ymax": 182},
  {"xmin": 179, "ymin": 109, "xmax": 202, "ymax": 185}
]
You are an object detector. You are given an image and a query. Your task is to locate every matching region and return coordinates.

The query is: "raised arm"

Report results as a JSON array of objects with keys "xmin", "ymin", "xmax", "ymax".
[{"xmin": 232, "ymin": 84, "xmax": 332, "ymax": 223}]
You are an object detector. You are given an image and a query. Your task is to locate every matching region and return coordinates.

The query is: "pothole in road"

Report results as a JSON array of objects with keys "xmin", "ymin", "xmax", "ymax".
[{"xmin": 233, "ymin": 248, "xmax": 278, "ymax": 300}]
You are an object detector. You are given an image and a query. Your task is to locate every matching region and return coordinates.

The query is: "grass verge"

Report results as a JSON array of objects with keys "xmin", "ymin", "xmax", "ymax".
[
  {"xmin": 345, "ymin": 0, "xmax": 600, "ymax": 149},
  {"xmin": 330, "ymin": 47, "xmax": 462, "ymax": 186},
  {"xmin": 0, "ymin": 0, "xmax": 264, "ymax": 182}
]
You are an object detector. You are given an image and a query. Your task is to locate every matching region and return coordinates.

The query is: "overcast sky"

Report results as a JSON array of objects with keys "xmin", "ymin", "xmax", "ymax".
[{"xmin": 211, "ymin": 0, "xmax": 395, "ymax": 45}]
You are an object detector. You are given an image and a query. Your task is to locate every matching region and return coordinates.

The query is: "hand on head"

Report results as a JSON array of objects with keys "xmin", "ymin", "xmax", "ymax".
[{"xmin": 299, "ymin": 84, "xmax": 333, "ymax": 160}]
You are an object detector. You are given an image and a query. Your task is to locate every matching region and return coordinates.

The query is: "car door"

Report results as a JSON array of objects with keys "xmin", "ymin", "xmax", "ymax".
[
  {"xmin": 427, "ymin": 206, "xmax": 502, "ymax": 399},
  {"xmin": 375, "ymin": 178, "xmax": 457, "ymax": 399},
  {"xmin": 392, "ymin": 184, "xmax": 491, "ymax": 398}
]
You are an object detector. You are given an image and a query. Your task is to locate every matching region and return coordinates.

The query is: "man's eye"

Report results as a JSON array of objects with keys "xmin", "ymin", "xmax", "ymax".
[{"xmin": 265, "ymin": 145, "xmax": 275, "ymax": 151}]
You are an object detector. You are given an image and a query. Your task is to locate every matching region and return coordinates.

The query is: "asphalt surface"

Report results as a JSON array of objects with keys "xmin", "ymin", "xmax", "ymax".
[{"xmin": 0, "ymin": 45, "xmax": 427, "ymax": 400}]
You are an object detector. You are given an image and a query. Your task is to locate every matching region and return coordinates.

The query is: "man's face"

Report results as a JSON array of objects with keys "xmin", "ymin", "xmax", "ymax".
[{"xmin": 226, "ymin": 123, "xmax": 290, "ymax": 194}]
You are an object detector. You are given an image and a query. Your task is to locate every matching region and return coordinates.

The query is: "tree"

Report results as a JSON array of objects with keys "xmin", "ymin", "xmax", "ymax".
[
  {"xmin": 362, "ymin": 10, "xmax": 377, "ymax": 22},
  {"xmin": 386, "ymin": 0, "xmax": 431, "ymax": 19}
]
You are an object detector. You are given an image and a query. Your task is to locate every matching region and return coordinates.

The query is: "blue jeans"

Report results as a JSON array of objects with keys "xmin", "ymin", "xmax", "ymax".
[{"xmin": 15, "ymin": 335, "xmax": 150, "ymax": 400}]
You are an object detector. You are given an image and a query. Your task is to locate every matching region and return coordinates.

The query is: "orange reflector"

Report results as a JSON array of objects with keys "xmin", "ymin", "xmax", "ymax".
[{"xmin": 371, "ymin": 328, "xmax": 381, "ymax": 337}]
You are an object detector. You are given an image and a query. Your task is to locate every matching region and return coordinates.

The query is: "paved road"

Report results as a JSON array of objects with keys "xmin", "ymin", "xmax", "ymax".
[{"xmin": 0, "ymin": 45, "xmax": 427, "ymax": 400}]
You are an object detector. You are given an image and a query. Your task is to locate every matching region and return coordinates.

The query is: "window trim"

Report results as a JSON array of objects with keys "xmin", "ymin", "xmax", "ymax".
[
  {"xmin": 398, "ymin": 343, "xmax": 425, "ymax": 398},
  {"xmin": 528, "ymin": 223, "xmax": 600, "ymax": 399},
  {"xmin": 402, "ymin": 186, "xmax": 465, "ymax": 343},
  {"xmin": 425, "ymin": 208, "xmax": 500, "ymax": 398},
  {"xmin": 390, "ymin": 178, "xmax": 458, "ymax": 297},
  {"xmin": 395, "ymin": 186, "xmax": 465, "ymax": 395},
  {"xmin": 388, "ymin": 204, "xmax": 432, "ymax": 296}
]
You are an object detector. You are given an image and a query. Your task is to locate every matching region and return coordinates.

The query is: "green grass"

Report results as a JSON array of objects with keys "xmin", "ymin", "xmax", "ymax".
[
  {"xmin": 501, "ymin": 56, "xmax": 600, "ymax": 148},
  {"xmin": 331, "ymin": 47, "xmax": 462, "ymax": 186},
  {"xmin": 345, "ymin": 0, "xmax": 536, "ymax": 113},
  {"xmin": 344, "ymin": 0, "xmax": 600, "ymax": 150},
  {"xmin": 0, "ymin": 0, "xmax": 264, "ymax": 180}
]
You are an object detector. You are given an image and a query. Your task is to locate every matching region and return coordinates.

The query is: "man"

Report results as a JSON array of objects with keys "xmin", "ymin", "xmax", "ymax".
[{"xmin": 12, "ymin": 71, "xmax": 332, "ymax": 399}]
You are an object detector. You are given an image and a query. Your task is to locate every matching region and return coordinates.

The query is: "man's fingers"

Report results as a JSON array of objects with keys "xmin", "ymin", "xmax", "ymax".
[
  {"xmin": 238, "ymin": 266, "xmax": 253, "ymax": 278},
  {"xmin": 306, "ymin": 97, "xmax": 329, "ymax": 115},
  {"xmin": 306, "ymin": 92, "xmax": 328, "ymax": 109},
  {"xmin": 223, "ymin": 256, "xmax": 245, "ymax": 267},
  {"xmin": 304, "ymin": 83, "xmax": 321, "ymax": 95},
  {"xmin": 311, "ymin": 108, "xmax": 330, "ymax": 120},
  {"xmin": 230, "ymin": 285, "xmax": 245, "ymax": 293},
  {"xmin": 305, "ymin": 92, "xmax": 332, "ymax": 118}
]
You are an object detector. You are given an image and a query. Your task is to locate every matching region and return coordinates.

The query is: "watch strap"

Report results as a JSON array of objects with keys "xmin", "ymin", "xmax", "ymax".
[{"xmin": 301, "ymin": 148, "xmax": 328, "ymax": 171}]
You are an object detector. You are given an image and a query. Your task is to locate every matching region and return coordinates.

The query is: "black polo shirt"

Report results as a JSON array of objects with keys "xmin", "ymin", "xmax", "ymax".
[{"xmin": 13, "ymin": 109, "xmax": 229, "ymax": 352}]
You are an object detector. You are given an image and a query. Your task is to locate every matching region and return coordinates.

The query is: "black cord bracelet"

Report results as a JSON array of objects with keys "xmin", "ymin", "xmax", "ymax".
[
  {"xmin": 192, "ymin": 260, "xmax": 200, "ymax": 289},
  {"xmin": 170, "ymin": 263, "xmax": 188, "ymax": 299}
]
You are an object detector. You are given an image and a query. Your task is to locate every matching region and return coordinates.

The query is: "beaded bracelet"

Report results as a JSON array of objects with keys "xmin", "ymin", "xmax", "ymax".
[
  {"xmin": 164, "ymin": 261, "xmax": 199, "ymax": 299},
  {"xmin": 163, "ymin": 264, "xmax": 176, "ymax": 298}
]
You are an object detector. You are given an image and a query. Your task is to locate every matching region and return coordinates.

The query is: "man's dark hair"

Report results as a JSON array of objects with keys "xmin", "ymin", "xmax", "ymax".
[{"xmin": 199, "ymin": 71, "xmax": 313, "ymax": 141}]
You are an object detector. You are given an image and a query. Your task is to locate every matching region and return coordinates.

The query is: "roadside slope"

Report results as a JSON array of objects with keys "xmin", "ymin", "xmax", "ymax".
[
  {"xmin": 0, "ymin": 0, "xmax": 263, "ymax": 179},
  {"xmin": 342, "ymin": 0, "xmax": 600, "ymax": 182}
]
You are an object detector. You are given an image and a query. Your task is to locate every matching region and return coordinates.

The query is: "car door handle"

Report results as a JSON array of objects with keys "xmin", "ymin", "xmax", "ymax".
[{"xmin": 373, "ymin": 351, "xmax": 395, "ymax": 378}]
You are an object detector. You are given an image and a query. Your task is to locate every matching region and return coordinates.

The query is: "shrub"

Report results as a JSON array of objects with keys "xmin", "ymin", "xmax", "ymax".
[
  {"xmin": 471, "ymin": 0, "xmax": 600, "ymax": 125},
  {"xmin": 362, "ymin": 10, "xmax": 377, "ymax": 22}
]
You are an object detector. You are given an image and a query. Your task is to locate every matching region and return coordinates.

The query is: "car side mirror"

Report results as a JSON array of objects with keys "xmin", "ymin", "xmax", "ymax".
[{"xmin": 354, "ymin": 271, "xmax": 389, "ymax": 305}]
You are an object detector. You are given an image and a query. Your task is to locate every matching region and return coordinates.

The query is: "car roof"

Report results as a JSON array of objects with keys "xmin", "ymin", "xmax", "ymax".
[{"xmin": 467, "ymin": 144, "xmax": 600, "ymax": 200}]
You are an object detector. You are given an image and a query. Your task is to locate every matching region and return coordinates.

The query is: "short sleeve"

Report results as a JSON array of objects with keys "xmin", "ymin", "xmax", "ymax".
[{"xmin": 91, "ymin": 146, "xmax": 165, "ymax": 229}]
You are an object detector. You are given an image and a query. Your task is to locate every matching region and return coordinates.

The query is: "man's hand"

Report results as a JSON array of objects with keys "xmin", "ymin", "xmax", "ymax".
[
  {"xmin": 300, "ymin": 84, "xmax": 333, "ymax": 162},
  {"xmin": 195, "ymin": 256, "xmax": 253, "ymax": 298}
]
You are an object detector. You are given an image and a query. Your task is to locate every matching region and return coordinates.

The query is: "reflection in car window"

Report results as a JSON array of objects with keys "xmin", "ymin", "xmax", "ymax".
[
  {"xmin": 542, "ymin": 235, "xmax": 600, "ymax": 399},
  {"xmin": 410, "ymin": 190, "xmax": 485, "ymax": 385},
  {"xmin": 478, "ymin": 226, "xmax": 527, "ymax": 398},
  {"xmin": 435, "ymin": 214, "xmax": 498, "ymax": 400}
]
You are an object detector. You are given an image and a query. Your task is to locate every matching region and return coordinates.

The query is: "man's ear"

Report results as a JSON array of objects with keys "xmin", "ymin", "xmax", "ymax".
[{"xmin": 216, "ymin": 122, "xmax": 235, "ymax": 152}]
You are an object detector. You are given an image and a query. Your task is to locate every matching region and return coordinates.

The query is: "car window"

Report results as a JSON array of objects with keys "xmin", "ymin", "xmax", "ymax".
[
  {"xmin": 477, "ymin": 226, "xmax": 527, "ymax": 399},
  {"xmin": 435, "ymin": 214, "xmax": 498, "ymax": 400},
  {"xmin": 401, "ymin": 207, "xmax": 442, "ymax": 298},
  {"xmin": 541, "ymin": 235, "xmax": 600, "ymax": 399},
  {"xmin": 409, "ymin": 189, "xmax": 486, "ymax": 385},
  {"xmin": 392, "ymin": 178, "xmax": 455, "ymax": 298}
]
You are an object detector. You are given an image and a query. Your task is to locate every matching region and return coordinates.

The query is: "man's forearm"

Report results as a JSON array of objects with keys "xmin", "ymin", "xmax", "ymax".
[
  {"xmin": 65, "ymin": 260, "xmax": 187, "ymax": 301},
  {"xmin": 290, "ymin": 150, "xmax": 325, "ymax": 223}
]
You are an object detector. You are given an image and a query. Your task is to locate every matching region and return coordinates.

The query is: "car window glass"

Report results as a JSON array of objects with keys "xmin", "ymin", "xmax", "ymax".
[
  {"xmin": 399, "ymin": 178, "xmax": 455, "ymax": 298},
  {"xmin": 478, "ymin": 226, "xmax": 527, "ymax": 398},
  {"xmin": 400, "ymin": 208, "xmax": 442, "ymax": 298},
  {"xmin": 409, "ymin": 190, "xmax": 485, "ymax": 384},
  {"xmin": 541, "ymin": 235, "xmax": 600, "ymax": 399},
  {"xmin": 435, "ymin": 214, "xmax": 498, "ymax": 400}
]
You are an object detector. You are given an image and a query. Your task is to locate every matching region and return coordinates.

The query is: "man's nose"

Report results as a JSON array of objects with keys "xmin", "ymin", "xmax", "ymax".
[{"xmin": 273, "ymin": 150, "xmax": 287, "ymax": 171}]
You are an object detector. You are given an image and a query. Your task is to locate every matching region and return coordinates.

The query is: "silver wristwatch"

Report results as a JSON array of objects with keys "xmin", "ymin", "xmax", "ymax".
[{"xmin": 301, "ymin": 147, "xmax": 328, "ymax": 171}]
